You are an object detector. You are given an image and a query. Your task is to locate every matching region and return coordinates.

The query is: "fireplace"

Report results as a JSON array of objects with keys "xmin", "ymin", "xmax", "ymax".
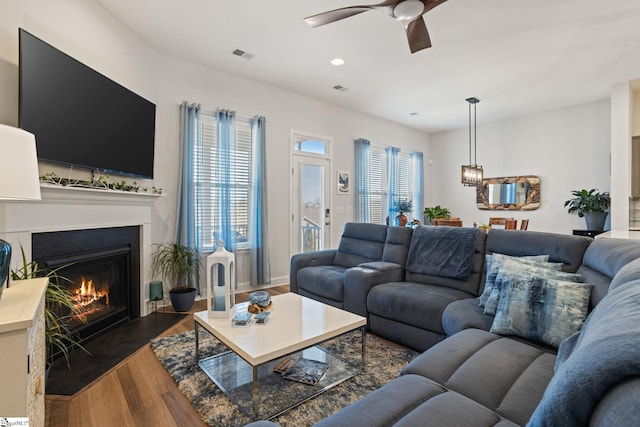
[{"xmin": 32, "ymin": 226, "xmax": 141, "ymax": 346}]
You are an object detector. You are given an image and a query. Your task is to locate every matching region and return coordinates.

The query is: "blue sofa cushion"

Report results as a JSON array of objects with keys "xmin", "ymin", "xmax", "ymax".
[
  {"xmin": 484, "ymin": 258, "xmax": 582, "ymax": 316},
  {"xmin": 528, "ymin": 279, "xmax": 640, "ymax": 426},
  {"xmin": 490, "ymin": 277, "xmax": 592, "ymax": 347},
  {"xmin": 333, "ymin": 223, "xmax": 387, "ymax": 267},
  {"xmin": 479, "ymin": 253, "xmax": 555, "ymax": 308},
  {"xmin": 296, "ymin": 265, "xmax": 347, "ymax": 302},
  {"xmin": 367, "ymin": 282, "xmax": 472, "ymax": 334},
  {"xmin": 406, "ymin": 226, "xmax": 480, "ymax": 280}
]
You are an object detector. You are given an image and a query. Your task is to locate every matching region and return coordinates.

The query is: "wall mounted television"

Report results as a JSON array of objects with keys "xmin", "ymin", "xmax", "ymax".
[{"xmin": 19, "ymin": 28, "xmax": 156, "ymax": 179}]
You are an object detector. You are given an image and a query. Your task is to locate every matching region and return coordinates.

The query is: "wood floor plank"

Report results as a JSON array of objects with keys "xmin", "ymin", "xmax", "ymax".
[{"xmin": 45, "ymin": 285, "xmax": 289, "ymax": 427}]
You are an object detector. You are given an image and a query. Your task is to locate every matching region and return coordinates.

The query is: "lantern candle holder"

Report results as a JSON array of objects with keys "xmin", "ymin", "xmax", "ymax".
[
  {"xmin": 206, "ymin": 240, "xmax": 236, "ymax": 319},
  {"xmin": 149, "ymin": 280, "xmax": 164, "ymax": 315}
]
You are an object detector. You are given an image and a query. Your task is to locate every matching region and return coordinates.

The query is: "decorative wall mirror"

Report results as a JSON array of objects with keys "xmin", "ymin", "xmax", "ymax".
[{"xmin": 476, "ymin": 175, "xmax": 541, "ymax": 210}]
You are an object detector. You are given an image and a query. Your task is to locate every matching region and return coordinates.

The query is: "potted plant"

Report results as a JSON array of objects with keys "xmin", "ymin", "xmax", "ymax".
[
  {"xmin": 564, "ymin": 189, "xmax": 610, "ymax": 231},
  {"xmin": 151, "ymin": 242, "xmax": 201, "ymax": 312},
  {"xmin": 10, "ymin": 247, "xmax": 88, "ymax": 373},
  {"xmin": 394, "ymin": 198, "xmax": 413, "ymax": 226},
  {"xmin": 423, "ymin": 205, "xmax": 452, "ymax": 225}
]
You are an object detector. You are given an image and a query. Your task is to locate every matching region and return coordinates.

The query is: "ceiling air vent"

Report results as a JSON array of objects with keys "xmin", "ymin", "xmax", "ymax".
[
  {"xmin": 232, "ymin": 49, "xmax": 254, "ymax": 60},
  {"xmin": 333, "ymin": 85, "xmax": 348, "ymax": 92}
]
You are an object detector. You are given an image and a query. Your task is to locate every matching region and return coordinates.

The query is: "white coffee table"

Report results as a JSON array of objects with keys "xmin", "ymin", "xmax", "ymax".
[{"xmin": 194, "ymin": 292, "xmax": 367, "ymax": 421}]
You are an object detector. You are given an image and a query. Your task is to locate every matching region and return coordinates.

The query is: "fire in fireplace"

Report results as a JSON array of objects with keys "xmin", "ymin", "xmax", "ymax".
[
  {"xmin": 53, "ymin": 246, "xmax": 131, "ymax": 336},
  {"xmin": 32, "ymin": 227, "xmax": 141, "ymax": 347}
]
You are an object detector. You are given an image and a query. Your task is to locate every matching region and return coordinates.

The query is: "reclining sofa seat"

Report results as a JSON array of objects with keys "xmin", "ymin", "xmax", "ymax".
[
  {"xmin": 367, "ymin": 226, "xmax": 488, "ymax": 352},
  {"xmin": 290, "ymin": 222, "xmax": 412, "ymax": 314}
]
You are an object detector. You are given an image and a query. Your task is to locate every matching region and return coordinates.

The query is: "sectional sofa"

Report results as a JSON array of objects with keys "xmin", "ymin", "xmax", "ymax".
[{"xmin": 254, "ymin": 223, "xmax": 640, "ymax": 426}]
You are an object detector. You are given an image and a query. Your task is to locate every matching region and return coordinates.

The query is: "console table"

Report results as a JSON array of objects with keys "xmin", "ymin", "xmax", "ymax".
[
  {"xmin": 573, "ymin": 229, "xmax": 606, "ymax": 238},
  {"xmin": 0, "ymin": 278, "xmax": 48, "ymax": 426}
]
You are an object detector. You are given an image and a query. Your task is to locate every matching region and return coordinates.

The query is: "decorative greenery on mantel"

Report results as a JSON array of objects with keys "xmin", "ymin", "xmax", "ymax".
[{"xmin": 40, "ymin": 172, "xmax": 162, "ymax": 195}]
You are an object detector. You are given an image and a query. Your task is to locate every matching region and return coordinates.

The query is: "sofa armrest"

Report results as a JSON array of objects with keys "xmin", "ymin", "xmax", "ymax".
[
  {"xmin": 289, "ymin": 249, "xmax": 337, "ymax": 293},
  {"xmin": 343, "ymin": 265, "xmax": 405, "ymax": 317}
]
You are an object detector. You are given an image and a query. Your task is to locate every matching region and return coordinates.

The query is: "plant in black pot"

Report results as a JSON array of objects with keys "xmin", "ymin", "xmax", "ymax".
[
  {"xmin": 151, "ymin": 242, "xmax": 201, "ymax": 312},
  {"xmin": 564, "ymin": 189, "xmax": 610, "ymax": 231}
]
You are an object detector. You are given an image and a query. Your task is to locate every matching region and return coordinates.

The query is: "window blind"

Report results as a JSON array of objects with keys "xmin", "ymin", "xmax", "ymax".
[{"xmin": 196, "ymin": 113, "xmax": 252, "ymax": 251}]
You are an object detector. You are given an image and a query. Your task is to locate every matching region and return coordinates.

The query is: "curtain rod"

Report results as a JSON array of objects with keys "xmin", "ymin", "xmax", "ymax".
[{"xmin": 179, "ymin": 102, "xmax": 269, "ymax": 122}]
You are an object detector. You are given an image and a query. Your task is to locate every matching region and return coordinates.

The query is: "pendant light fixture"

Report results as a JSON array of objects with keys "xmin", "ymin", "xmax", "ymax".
[{"xmin": 461, "ymin": 97, "xmax": 483, "ymax": 186}]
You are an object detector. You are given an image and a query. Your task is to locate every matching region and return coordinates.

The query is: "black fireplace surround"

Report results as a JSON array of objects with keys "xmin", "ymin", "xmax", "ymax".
[{"xmin": 32, "ymin": 226, "xmax": 141, "ymax": 346}]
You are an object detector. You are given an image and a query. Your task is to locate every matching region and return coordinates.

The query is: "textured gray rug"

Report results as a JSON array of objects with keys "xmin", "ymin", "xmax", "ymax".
[{"xmin": 151, "ymin": 329, "xmax": 418, "ymax": 427}]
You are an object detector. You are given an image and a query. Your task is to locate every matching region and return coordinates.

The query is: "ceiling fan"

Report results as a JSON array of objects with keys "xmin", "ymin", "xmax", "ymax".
[{"xmin": 304, "ymin": 0, "xmax": 448, "ymax": 54}]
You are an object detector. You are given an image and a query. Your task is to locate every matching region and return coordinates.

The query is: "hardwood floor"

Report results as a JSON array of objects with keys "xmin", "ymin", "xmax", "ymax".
[{"xmin": 45, "ymin": 285, "xmax": 290, "ymax": 427}]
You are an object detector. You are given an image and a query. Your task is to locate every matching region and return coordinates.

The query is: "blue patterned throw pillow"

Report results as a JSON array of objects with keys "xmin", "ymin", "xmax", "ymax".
[
  {"xmin": 483, "ymin": 258, "xmax": 581, "ymax": 315},
  {"xmin": 490, "ymin": 277, "xmax": 593, "ymax": 347},
  {"xmin": 479, "ymin": 253, "xmax": 552, "ymax": 307}
]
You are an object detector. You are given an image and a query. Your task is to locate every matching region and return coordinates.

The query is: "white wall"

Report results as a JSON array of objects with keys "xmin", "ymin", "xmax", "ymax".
[
  {"xmin": 0, "ymin": 0, "xmax": 430, "ymax": 288},
  {"xmin": 430, "ymin": 101, "xmax": 611, "ymax": 234}
]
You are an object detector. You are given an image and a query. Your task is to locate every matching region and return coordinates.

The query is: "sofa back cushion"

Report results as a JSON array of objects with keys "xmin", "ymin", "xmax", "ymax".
[
  {"xmin": 577, "ymin": 238, "xmax": 640, "ymax": 307},
  {"xmin": 405, "ymin": 228, "xmax": 487, "ymax": 295},
  {"xmin": 333, "ymin": 222, "xmax": 388, "ymax": 267},
  {"xmin": 382, "ymin": 226, "xmax": 414, "ymax": 265},
  {"xmin": 486, "ymin": 229, "xmax": 591, "ymax": 273}
]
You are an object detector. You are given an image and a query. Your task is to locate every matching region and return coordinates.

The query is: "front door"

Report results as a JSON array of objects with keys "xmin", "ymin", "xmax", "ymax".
[{"xmin": 291, "ymin": 132, "xmax": 332, "ymax": 254}]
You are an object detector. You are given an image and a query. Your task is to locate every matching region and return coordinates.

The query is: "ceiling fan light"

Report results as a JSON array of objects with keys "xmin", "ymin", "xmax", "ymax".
[{"xmin": 394, "ymin": 0, "xmax": 425, "ymax": 20}]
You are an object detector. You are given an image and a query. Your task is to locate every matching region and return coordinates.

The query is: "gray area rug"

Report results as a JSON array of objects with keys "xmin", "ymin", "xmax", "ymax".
[{"xmin": 151, "ymin": 329, "xmax": 418, "ymax": 427}]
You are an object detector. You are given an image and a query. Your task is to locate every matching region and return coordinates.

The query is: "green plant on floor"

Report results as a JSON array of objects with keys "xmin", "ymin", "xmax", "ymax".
[
  {"xmin": 423, "ymin": 205, "xmax": 452, "ymax": 222},
  {"xmin": 563, "ymin": 189, "xmax": 610, "ymax": 217},
  {"xmin": 10, "ymin": 246, "xmax": 88, "ymax": 368},
  {"xmin": 151, "ymin": 242, "xmax": 201, "ymax": 290}
]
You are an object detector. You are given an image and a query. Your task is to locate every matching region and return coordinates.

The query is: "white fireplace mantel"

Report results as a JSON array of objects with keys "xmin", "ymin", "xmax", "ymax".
[{"xmin": 0, "ymin": 183, "xmax": 163, "ymax": 316}]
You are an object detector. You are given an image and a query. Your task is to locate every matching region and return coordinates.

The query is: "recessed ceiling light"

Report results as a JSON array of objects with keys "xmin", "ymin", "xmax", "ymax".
[{"xmin": 330, "ymin": 58, "xmax": 345, "ymax": 66}]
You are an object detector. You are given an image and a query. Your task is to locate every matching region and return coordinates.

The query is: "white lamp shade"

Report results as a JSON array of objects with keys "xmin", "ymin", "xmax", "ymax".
[{"xmin": 0, "ymin": 124, "xmax": 41, "ymax": 200}]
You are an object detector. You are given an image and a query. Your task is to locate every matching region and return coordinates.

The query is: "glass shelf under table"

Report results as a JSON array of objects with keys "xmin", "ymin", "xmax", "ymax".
[{"xmin": 198, "ymin": 338, "xmax": 364, "ymax": 421}]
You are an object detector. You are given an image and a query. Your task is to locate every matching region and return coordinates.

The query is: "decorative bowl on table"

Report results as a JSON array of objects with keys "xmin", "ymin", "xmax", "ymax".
[{"xmin": 248, "ymin": 291, "xmax": 272, "ymax": 313}]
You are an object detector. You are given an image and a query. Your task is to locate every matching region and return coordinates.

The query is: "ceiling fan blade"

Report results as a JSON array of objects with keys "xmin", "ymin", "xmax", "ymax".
[
  {"xmin": 304, "ymin": 7, "xmax": 373, "ymax": 28},
  {"xmin": 406, "ymin": 16, "xmax": 431, "ymax": 53}
]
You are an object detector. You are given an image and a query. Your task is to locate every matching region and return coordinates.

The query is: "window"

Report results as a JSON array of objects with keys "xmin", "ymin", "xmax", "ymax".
[
  {"xmin": 195, "ymin": 113, "xmax": 253, "ymax": 251},
  {"xmin": 368, "ymin": 147, "xmax": 385, "ymax": 224},
  {"xmin": 356, "ymin": 144, "xmax": 423, "ymax": 224}
]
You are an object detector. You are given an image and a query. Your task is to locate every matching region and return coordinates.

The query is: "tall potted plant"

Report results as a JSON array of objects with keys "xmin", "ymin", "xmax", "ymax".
[
  {"xmin": 151, "ymin": 242, "xmax": 201, "ymax": 312},
  {"xmin": 423, "ymin": 205, "xmax": 451, "ymax": 225},
  {"xmin": 564, "ymin": 189, "xmax": 610, "ymax": 231}
]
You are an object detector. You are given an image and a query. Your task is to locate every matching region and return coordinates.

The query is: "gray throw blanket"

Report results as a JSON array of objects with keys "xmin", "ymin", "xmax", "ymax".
[
  {"xmin": 405, "ymin": 226, "xmax": 478, "ymax": 280},
  {"xmin": 527, "ymin": 279, "xmax": 640, "ymax": 426}
]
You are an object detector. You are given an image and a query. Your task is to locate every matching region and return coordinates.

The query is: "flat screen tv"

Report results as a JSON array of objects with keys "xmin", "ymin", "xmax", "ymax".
[{"xmin": 19, "ymin": 29, "xmax": 156, "ymax": 179}]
